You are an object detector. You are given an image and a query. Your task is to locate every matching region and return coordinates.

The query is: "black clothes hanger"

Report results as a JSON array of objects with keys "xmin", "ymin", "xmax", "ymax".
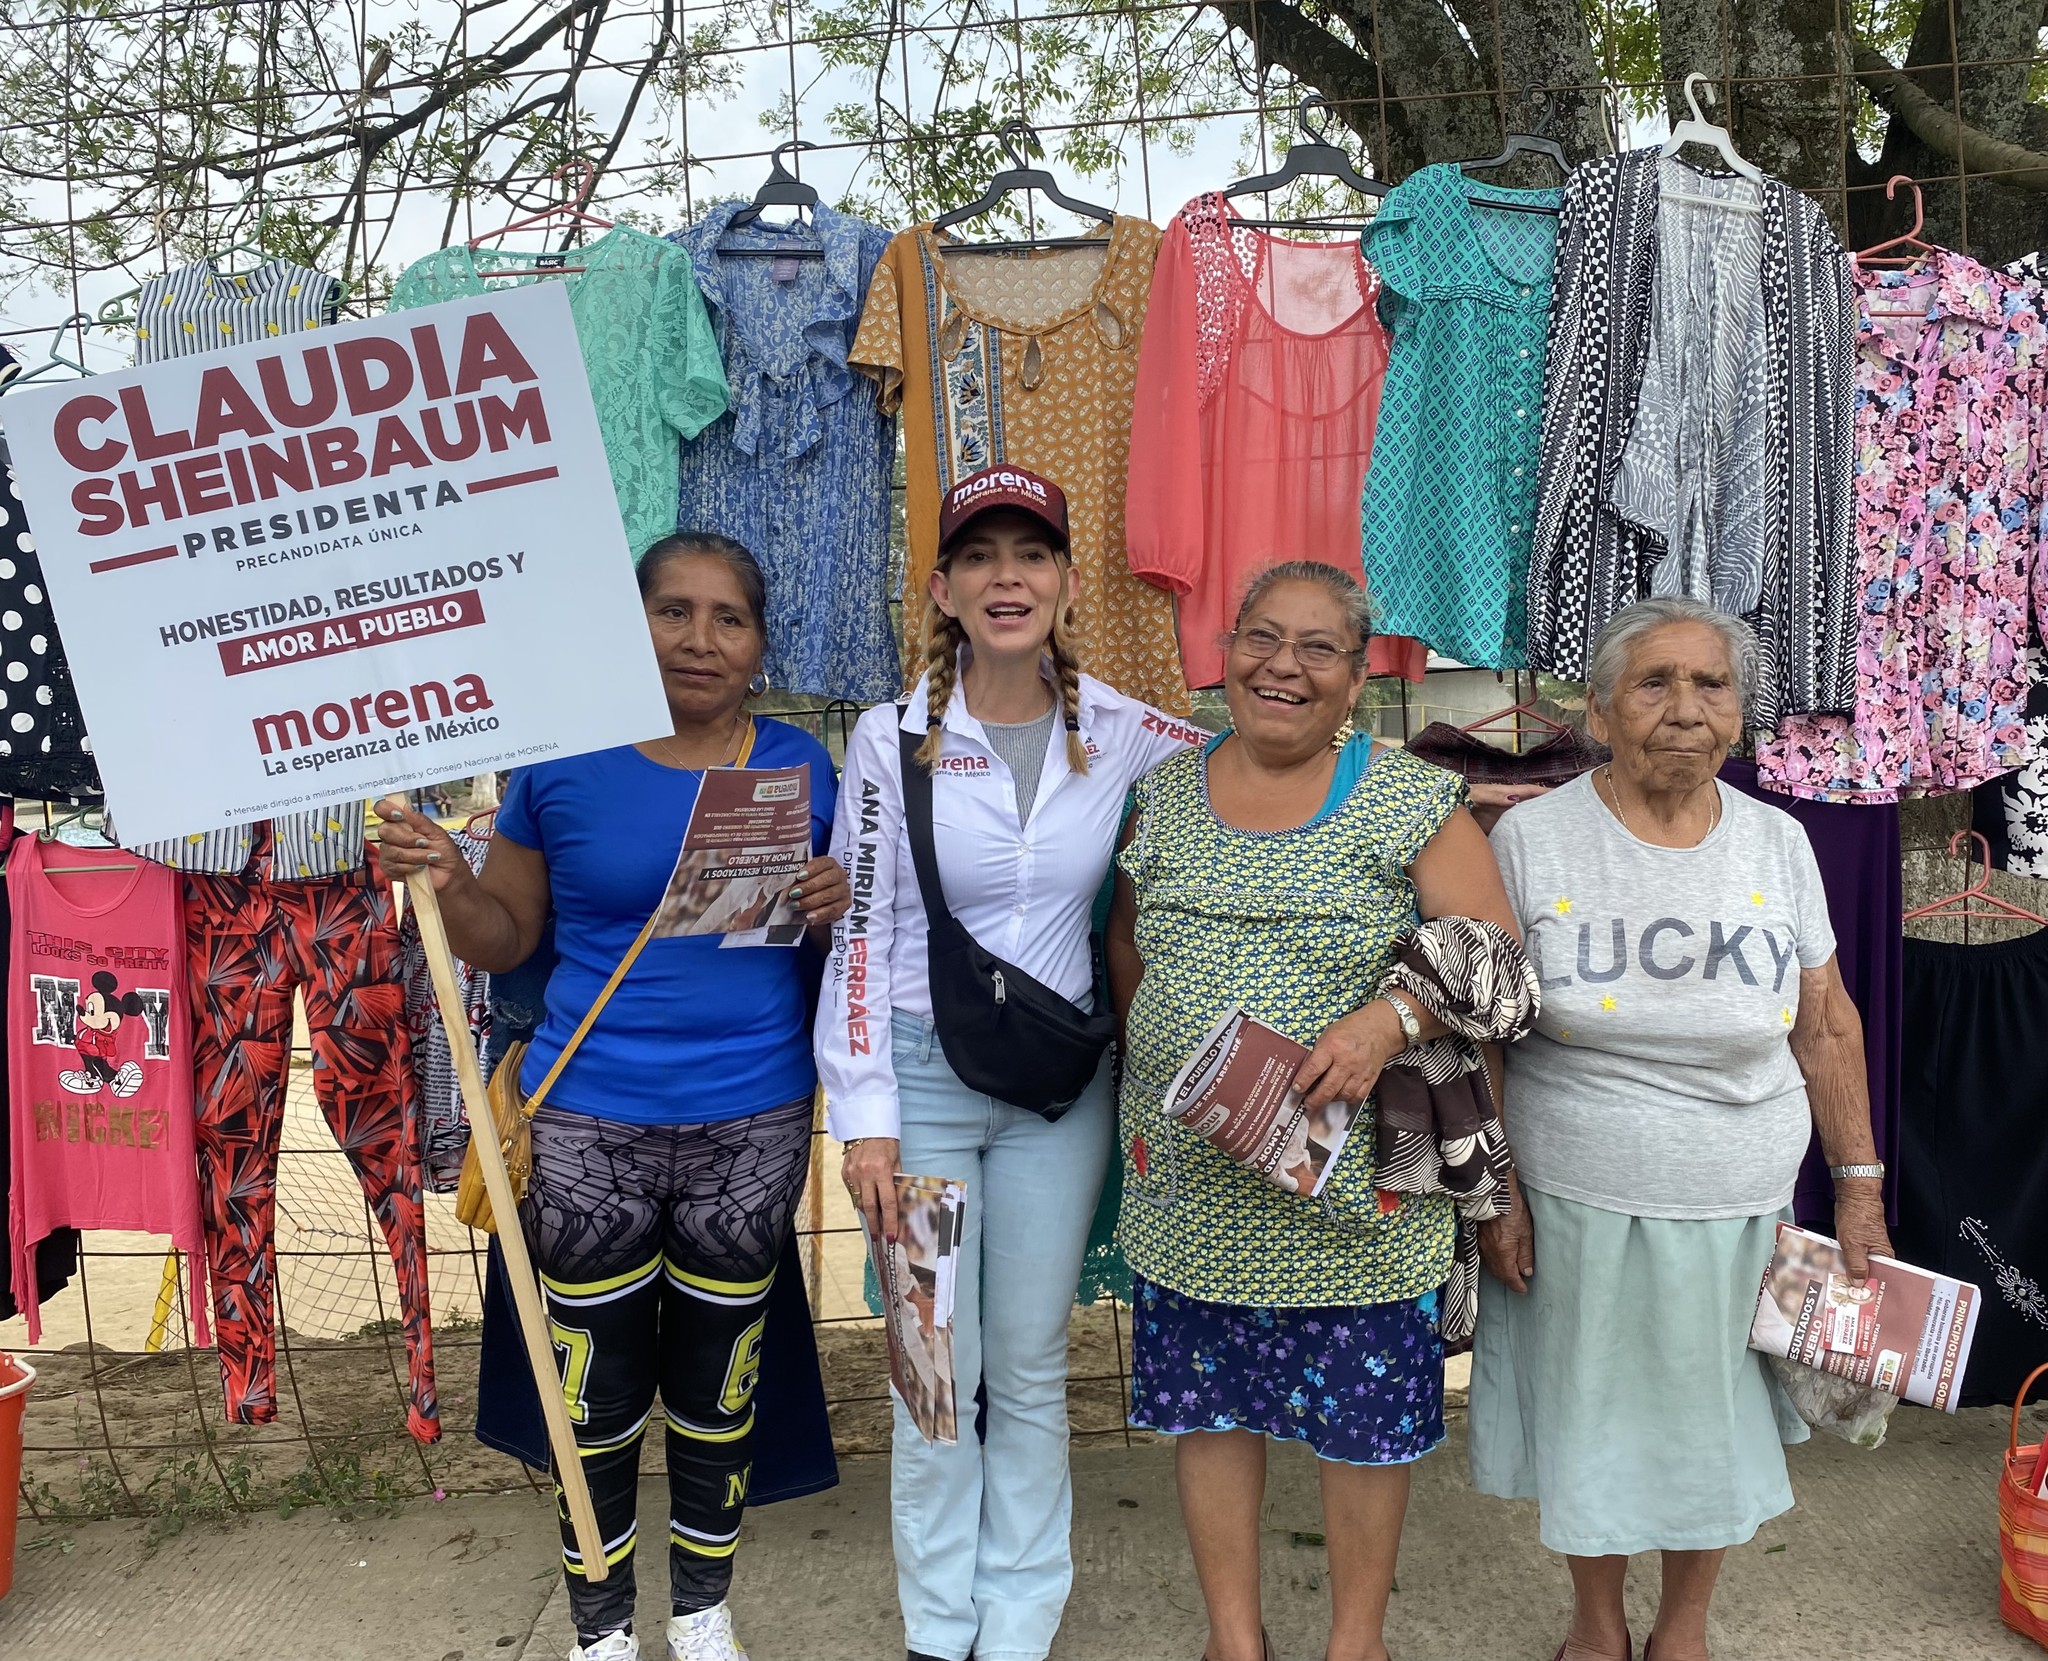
[
  {"xmin": 1222, "ymin": 96, "xmax": 1388, "ymax": 228},
  {"xmin": 721, "ymin": 141, "xmax": 826, "ymax": 258},
  {"xmin": 929, "ymin": 121, "xmax": 1114, "ymax": 253},
  {"xmin": 1457, "ymin": 87, "xmax": 1568, "ymax": 214}
]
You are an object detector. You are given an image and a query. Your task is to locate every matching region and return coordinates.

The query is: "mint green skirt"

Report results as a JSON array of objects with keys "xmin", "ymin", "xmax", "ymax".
[{"xmin": 1468, "ymin": 1186, "xmax": 1807, "ymax": 1557}]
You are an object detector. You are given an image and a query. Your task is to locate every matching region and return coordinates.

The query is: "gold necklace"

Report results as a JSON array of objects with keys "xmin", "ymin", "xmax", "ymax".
[
  {"xmin": 1600, "ymin": 764, "xmax": 1718, "ymax": 845},
  {"xmin": 660, "ymin": 711, "xmax": 748, "ymax": 773}
]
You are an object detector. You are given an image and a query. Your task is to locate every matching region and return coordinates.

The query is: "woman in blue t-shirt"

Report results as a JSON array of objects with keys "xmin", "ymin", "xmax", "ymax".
[{"xmin": 375, "ymin": 533, "xmax": 848, "ymax": 1661}]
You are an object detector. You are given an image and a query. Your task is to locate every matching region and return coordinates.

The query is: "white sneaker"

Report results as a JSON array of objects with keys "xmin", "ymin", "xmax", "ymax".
[
  {"xmin": 111, "ymin": 1062, "xmax": 143, "ymax": 1098},
  {"xmin": 570, "ymin": 1630, "xmax": 640, "ymax": 1661},
  {"xmin": 667, "ymin": 1603, "xmax": 749, "ymax": 1661},
  {"xmin": 58, "ymin": 1069, "xmax": 101, "ymax": 1095}
]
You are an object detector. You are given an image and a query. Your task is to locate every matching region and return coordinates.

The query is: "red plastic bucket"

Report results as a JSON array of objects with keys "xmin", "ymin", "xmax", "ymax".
[{"xmin": 0, "ymin": 1352, "xmax": 33, "ymax": 1600}]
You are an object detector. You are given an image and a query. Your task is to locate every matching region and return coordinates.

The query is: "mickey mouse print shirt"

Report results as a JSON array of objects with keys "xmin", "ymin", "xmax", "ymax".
[
  {"xmin": 1489, "ymin": 773, "xmax": 1836, "ymax": 1220},
  {"xmin": 7, "ymin": 835, "xmax": 205, "ymax": 1341}
]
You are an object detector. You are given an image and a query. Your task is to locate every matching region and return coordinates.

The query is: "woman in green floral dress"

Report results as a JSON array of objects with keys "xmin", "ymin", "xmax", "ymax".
[{"xmin": 1106, "ymin": 561, "xmax": 1520, "ymax": 1661}]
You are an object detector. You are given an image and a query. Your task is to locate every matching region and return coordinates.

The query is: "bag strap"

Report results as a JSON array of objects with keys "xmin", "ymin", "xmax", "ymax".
[
  {"xmin": 527, "ymin": 717, "xmax": 758, "ymax": 1113},
  {"xmin": 897, "ymin": 707, "xmax": 965, "ymax": 942}
]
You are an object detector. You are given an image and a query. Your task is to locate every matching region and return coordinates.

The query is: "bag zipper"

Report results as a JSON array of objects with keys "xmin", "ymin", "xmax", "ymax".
[{"xmin": 992, "ymin": 967, "xmax": 1007, "ymax": 1005}]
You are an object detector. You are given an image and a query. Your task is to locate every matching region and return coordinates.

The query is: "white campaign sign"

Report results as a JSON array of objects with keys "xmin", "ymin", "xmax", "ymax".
[{"xmin": 0, "ymin": 282, "xmax": 670, "ymax": 844}]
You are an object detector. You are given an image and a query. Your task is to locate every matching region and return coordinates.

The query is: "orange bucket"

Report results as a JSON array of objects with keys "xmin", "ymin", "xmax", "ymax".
[{"xmin": 0, "ymin": 1352, "xmax": 33, "ymax": 1601}]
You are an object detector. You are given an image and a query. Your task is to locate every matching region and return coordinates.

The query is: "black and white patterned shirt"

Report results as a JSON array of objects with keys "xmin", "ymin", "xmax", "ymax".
[
  {"xmin": 1528, "ymin": 151, "xmax": 1857, "ymax": 729},
  {"xmin": 0, "ymin": 361, "xmax": 103, "ymax": 803},
  {"xmin": 126, "ymin": 259, "xmax": 363, "ymax": 875}
]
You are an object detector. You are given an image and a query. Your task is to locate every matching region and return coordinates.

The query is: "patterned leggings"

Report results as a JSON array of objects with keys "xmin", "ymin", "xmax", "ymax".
[
  {"xmin": 522, "ymin": 1095, "xmax": 813, "ymax": 1642},
  {"xmin": 186, "ymin": 856, "xmax": 437, "ymax": 1441}
]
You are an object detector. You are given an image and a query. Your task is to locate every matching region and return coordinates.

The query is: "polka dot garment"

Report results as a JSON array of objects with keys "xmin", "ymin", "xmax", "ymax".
[{"xmin": 0, "ymin": 373, "xmax": 103, "ymax": 802}]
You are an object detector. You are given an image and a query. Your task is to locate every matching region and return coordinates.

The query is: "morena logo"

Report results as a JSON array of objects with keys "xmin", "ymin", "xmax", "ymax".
[
  {"xmin": 932, "ymin": 754, "xmax": 991, "ymax": 775},
  {"xmin": 947, "ymin": 469, "xmax": 1048, "ymax": 511}
]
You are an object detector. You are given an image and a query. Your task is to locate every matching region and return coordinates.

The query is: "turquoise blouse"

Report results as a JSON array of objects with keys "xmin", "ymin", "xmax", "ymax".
[
  {"xmin": 388, "ymin": 225, "xmax": 729, "ymax": 560},
  {"xmin": 1359, "ymin": 165, "xmax": 1562, "ymax": 670}
]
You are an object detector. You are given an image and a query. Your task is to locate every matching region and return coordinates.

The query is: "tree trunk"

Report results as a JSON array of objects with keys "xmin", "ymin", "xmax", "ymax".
[
  {"xmin": 1867, "ymin": 0, "xmax": 2048, "ymax": 264},
  {"xmin": 1203, "ymin": 0, "xmax": 1605, "ymax": 180},
  {"xmin": 1658, "ymin": 0, "xmax": 1851, "ymax": 232}
]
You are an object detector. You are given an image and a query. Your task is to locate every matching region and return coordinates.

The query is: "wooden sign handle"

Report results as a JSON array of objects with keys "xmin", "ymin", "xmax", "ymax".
[{"xmin": 404, "ymin": 869, "xmax": 608, "ymax": 1582}]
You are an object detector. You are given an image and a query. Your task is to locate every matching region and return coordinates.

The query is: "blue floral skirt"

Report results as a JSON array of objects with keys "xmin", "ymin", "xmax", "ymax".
[{"xmin": 1128, "ymin": 1276, "xmax": 1446, "ymax": 1465}]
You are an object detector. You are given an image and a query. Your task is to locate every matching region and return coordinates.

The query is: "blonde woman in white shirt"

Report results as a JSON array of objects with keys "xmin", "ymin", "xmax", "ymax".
[{"xmin": 817, "ymin": 463, "xmax": 1195, "ymax": 1661}]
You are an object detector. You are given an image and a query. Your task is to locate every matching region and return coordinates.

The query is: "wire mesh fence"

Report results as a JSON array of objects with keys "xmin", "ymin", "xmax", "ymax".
[{"xmin": 2, "ymin": 0, "xmax": 2046, "ymax": 1526}]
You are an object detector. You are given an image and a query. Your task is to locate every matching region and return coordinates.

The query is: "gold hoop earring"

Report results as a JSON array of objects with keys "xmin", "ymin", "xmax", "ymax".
[{"xmin": 1330, "ymin": 717, "xmax": 1357, "ymax": 753}]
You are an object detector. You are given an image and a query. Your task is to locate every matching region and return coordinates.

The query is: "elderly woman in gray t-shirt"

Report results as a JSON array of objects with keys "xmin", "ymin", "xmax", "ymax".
[{"xmin": 1469, "ymin": 598, "xmax": 1891, "ymax": 1661}]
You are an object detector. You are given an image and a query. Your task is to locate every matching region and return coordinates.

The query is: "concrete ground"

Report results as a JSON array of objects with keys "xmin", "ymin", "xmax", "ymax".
[{"xmin": 0, "ymin": 1406, "xmax": 2036, "ymax": 1661}]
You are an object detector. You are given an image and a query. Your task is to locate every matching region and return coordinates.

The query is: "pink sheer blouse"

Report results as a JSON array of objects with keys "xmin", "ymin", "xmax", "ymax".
[{"xmin": 1127, "ymin": 195, "xmax": 1425, "ymax": 687}]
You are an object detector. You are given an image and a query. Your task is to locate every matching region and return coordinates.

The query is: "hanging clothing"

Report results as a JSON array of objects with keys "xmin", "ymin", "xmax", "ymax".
[
  {"xmin": 1758, "ymin": 253, "xmax": 2048, "ymax": 802},
  {"xmin": 673, "ymin": 202, "xmax": 900, "ymax": 702},
  {"xmin": 0, "ymin": 402, "xmax": 100, "ymax": 802},
  {"xmin": 398, "ymin": 815, "xmax": 493, "ymax": 1193},
  {"xmin": 1403, "ymin": 721, "xmax": 1606, "ymax": 790},
  {"xmin": 1528, "ymin": 152, "xmax": 1856, "ymax": 729},
  {"xmin": 1125, "ymin": 194, "xmax": 1425, "ymax": 687},
  {"xmin": 126, "ymin": 258, "xmax": 362, "ymax": 871},
  {"xmin": 1973, "ymin": 644, "xmax": 2048, "ymax": 876},
  {"xmin": 388, "ymin": 226, "xmax": 729, "ymax": 559},
  {"xmin": 850, "ymin": 219, "xmax": 1191, "ymax": 711},
  {"xmin": 0, "ymin": 829, "xmax": 79, "ymax": 1322},
  {"xmin": 1891, "ymin": 927, "xmax": 2048, "ymax": 1407},
  {"xmin": 186, "ymin": 845, "xmax": 436, "ymax": 1440},
  {"xmin": 1359, "ymin": 166, "xmax": 1562, "ymax": 669},
  {"xmin": 1720, "ymin": 758, "xmax": 1902, "ymax": 1230},
  {"xmin": 8, "ymin": 836, "xmax": 206, "ymax": 1342},
  {"xmin": 133, "ymin": 258, "xmax": 337, "ymax": 355}
]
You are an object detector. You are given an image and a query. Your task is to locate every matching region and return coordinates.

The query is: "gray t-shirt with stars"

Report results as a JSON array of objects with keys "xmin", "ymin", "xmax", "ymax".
[{"xmin": 1489, "ymin": 771, "xmax": 1837, "ymax": 1220}]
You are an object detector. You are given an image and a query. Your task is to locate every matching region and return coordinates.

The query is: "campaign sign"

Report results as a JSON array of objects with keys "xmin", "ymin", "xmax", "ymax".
[{"xmin": 0, "ymin": 282, "xmax": 669, "ymax": 844}]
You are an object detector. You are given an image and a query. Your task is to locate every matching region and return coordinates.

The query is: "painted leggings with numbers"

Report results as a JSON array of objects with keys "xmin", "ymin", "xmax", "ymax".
[{"xmin": 521, "ymin": 1094, "xmax": 814, "ymax": 1642}]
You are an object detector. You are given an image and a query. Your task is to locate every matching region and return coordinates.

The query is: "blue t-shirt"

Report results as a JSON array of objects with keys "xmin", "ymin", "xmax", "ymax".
[{"xmin": 495, "ymin": 718, "xmax": 837, "ymax": 1125}]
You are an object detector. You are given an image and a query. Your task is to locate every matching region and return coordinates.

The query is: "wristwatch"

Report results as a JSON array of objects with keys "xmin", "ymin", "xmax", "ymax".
[
  {"xmin": 1381, "ymin": 992, "xmax": 1422, "ymax": 1047},
  {"xmin": 1828, "ymin": 1162, "xmax": 1885, "ymax": 1182}
]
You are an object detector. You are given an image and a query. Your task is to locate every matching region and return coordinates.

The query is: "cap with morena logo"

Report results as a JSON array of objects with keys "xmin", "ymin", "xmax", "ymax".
[{"xmin": 936, "ymin": 464, "xmax": 1069, "ymax": 555}]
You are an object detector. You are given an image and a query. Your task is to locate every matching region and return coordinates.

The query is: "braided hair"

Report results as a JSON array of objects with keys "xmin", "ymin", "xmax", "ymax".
[{"xmin": 913, "ymin": 556, "xmax": 1090, "ymax": 777}]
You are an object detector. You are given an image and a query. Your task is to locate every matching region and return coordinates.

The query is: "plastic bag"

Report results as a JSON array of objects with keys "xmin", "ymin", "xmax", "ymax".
[{"xmin": 1767, "ymin": 1353, "xmax": 1898, "ymax": 1448}]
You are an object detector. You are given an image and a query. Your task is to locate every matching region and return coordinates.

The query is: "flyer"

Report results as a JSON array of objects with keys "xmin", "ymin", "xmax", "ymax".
[
  {"xmin": 650, "ymin": 765, "xmax": 811, "ymax": 946},
  {"xmin": 867, "ymin": 1174, "xmax": 966, "ymax": 1445}
]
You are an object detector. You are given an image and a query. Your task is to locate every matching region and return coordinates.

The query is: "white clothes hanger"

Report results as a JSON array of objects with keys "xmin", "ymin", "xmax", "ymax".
[{"xmin": 1658, "ymin": 72, "xmax": 1765, "ymax": 215}]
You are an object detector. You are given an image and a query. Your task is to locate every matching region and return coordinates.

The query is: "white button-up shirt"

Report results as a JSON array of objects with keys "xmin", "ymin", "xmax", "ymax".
[{"xmin": 815, "ymin": 666, "xmax": 1200, "ymax": 1141}]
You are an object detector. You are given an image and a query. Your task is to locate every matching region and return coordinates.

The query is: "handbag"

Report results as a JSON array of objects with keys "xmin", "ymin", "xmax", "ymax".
[
  {"xmin": 897, "ymin": 717, "xmax": 1113, "ymax": 1120},
  {"xmin": 454, "ymin": 910, "xmax": 659, "ymax": 1232},
  {"xmin": 455, "ymin": 720, "xmax": 759, "ymax": 1231}
]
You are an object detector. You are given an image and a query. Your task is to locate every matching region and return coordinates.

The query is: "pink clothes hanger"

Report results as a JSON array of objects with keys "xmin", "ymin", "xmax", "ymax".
[{"xmin": 1903, "ymin": 830, "xmax": 2048, "ymax": 928}]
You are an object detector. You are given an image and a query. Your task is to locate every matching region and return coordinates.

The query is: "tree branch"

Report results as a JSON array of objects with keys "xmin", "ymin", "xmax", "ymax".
[{"xmin": 1850, "ymin": 33, "xmax": 2048, "ymax": 191}]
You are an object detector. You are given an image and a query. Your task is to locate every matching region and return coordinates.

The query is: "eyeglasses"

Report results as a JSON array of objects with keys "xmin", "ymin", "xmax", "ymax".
[{"xmin": 1225, "ymin": 627, "xmax": 1364, "ymax": 673}]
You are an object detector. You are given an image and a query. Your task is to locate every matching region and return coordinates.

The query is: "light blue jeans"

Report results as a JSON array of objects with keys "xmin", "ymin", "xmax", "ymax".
[{"xmin": 888, "ymin": 1013, "xmax": 1115, "ymax": 1661}]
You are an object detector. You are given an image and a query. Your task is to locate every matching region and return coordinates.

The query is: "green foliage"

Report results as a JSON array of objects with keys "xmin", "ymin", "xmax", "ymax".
[{"xmin": 276, "ymin": 1448, "xmax": 409, "ymax": 1523}]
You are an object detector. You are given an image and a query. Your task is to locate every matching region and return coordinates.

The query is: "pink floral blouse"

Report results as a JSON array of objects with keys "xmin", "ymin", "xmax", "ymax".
[{"xmin": 1758, "ymin": 251, "xmax": 2048, "ymax": 803}]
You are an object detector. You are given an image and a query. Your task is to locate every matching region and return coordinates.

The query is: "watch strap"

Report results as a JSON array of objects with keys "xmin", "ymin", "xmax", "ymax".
[
  {"xmin": 1382, "ymin": 991, "xmax": 1422, "ymax": 1044},
  {"xmin": 1828, "ymin": 1162, "xmax": 1885, "ymax": 1181}
]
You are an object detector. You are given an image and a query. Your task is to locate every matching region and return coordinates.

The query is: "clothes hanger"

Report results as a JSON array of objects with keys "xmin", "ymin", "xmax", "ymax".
[
  {"xmin": 1658, "ymin": 72, "xmax": 1766, "ymax": 214},
  {"xmin": 1220, "ymin": 96, "xmax": 1387, "ymax": 230},
  {"xmin": 929, "ymin": 121, "xmax": 1114, "ymax": 254},
  {"xmin": 468, "ymin": 159, "xmax": 615, "ymax": 275},
  {"xmin": 0, "ymin": 312, "xmax": 96, "ymax": 391},
  {"xmin": 719, "ymin": 141, "xmax": 825, "ymax": 259},
  {"xmin": 1856, "ymin": 177, "xmax": 1938, "ymax": 316},
  {"xmin": 1903, "ymin": 830, "xmax": 2048, "ymax": 928},
  {"xmin": 1456, "ymin": 87, "xmax": 1567, "ymax": 215}
]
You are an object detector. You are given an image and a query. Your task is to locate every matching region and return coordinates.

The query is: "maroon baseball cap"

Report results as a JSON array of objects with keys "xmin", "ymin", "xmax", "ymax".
[{"xmin": 936, "ymin": 464, "xmax": 1069, "ymax": 554}]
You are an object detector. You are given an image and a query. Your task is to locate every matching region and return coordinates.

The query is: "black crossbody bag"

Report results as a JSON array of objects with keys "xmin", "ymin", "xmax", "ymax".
[{"xmin": 897, "ymin": 718, "xmax": 1114, "ymax": 1120}]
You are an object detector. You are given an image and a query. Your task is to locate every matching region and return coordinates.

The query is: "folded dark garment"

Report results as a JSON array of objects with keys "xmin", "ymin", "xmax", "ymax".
[{"xmin": 1405, "ymin": 720, "xmax": 1608, "ymax": 789}]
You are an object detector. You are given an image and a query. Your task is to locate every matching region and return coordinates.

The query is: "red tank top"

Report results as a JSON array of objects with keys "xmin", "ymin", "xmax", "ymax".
[{"xmin": 8, "ymin": 834, "xmax": 207, "ymax": 1342}]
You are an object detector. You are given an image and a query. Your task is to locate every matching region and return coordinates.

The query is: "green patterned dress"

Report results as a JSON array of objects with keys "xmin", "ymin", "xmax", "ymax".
[{"xmin": 1116, "ymin": 739, "xmax": 1465, "ymax": 1307}]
